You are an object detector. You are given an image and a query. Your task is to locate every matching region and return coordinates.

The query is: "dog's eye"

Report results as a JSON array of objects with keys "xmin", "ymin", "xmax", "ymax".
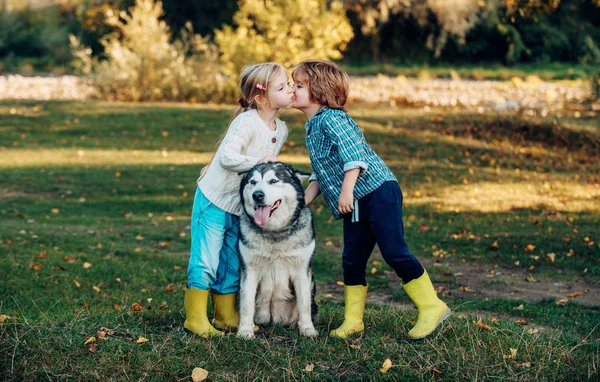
[
  {"xmin": 269, "ymin": 179, "xmax": 279, "ymax": 184},
  {"xmin": 250, "ymin": 180, "xmax": 257, "ymax": 185}
]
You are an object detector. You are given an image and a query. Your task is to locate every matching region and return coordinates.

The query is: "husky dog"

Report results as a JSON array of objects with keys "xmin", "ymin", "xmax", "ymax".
[{"xmin": 237, "ymin": 162, "xmax": 319, "ymax": 339}]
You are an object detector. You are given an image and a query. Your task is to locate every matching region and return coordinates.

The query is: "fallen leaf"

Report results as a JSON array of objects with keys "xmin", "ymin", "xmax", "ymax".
[
  {"xmin": 84, "ymin": 336, "xmax": 96, "ymax": 345},
  {"xmin": 524, "ymin": 244, "xmax": 536, "ymax": 252},
  {"xmin": 349, "ymin": 344, "xmax": 361, "ymax": 349},
  {"xmin": 88, "ymin": 343, "xmax": 97, "ymax": 353},
  {"xmin": 556, "ymin": 298, "xmax": 569, "ymax": 305},
  {"xmin": 546, "ymin": 253, "xmax": 556, "ymax": 263},
  {"xmin": 174, "ymin": 265, "xmax": 183, "ymax": 270},
  {"xmin": 472, "ymin": 320, "xmax": 490, "ymax": 330},
  {"xmin": 528, "ymin": 328, "xmax": 539, "ymax": 335},
  {"xmin": 32, "ymin": 264, "xmax": 42, "ymax": 271},
  {"xmin": 136, "ymin": 235, "xmax": 144, "ymax": 241},
  {"xmin": 380, "ymin": 359, "xmax": 393, "ymax": 373},
  {"xmin": 503, "ymin": 348, "xmax": 518, "ymax": 360},
  {"xmin": 131, "ymin": 302, "xmax": 143, "ymax": 312},
  {"xmin": 372, "ymin": 261, "xmax": 381, "ymax": 266},
  {"xmin": 489, "ymin": 241, "xmax": 499, "ymax": 249},
  {"xmin": 0, "ymin": 315, "xmax": 15, "ymax": 323},
  {"xmin": 92, "ymin": 286, "xmax": 101, "ymax": 292},
  {"xmin": 71, "ymin": 279, "xmax": 81, "ymax": 288},
  {"xmin": 513, "ymin": 304, "xmax": 524, "ymax": 311},
  {"xmin": 515, "ymin": 319, "xmax": 528, "ymax": 325},
  {"xmin": 566, "ymin": 291, "xmax": 585, "ymax": 298},
  {"xmin": 517, "ymin": 362, "xmax": 531, "ymax": 368},
  {"xmin": 165, "ymin": 284, "xmax": 174, "ymax": 292},
  {"xmin": 336, "ymin": 281, "xmax": 344, "ymax": 286},
  {"xmin": 304, "ymin": 363, "xmax": 314, "ymax": 372},
  {"xmin": 526, "ymin": 275, "xmax": 537, "ymax": 282},
  {"xmin": 191, "ymin": 367, "xmax": 209, "ymax": 382},
  {"xmin": 114, "ymin": 303, "xmax": 121, "ymax": 311},
  {"xmin": 460, "ymin": 286, "xmax": 471, "ymax": 292},
  {"xmin": 96, "ymin": 327, "xmax": 115, "ymax": 340},
  {"xmin": 136, "ymin": 336, "xmax": 148, "ymax": 344},
  {"xmin": 34, "ymin": 251, "xmax": 46, "ymax": 259},
  {"xmin": 83, "ymin": 262, "xmax": 92, "ymax": 269},
  {"xmin": 371, "ymin": 267, "xmax": 377, "ymax": 274}
]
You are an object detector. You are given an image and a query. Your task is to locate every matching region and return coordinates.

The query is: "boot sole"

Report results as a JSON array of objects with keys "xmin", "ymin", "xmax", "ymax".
[{"xmin": 408, "ymin": 307, "xmax": 452, "ymax": 340}]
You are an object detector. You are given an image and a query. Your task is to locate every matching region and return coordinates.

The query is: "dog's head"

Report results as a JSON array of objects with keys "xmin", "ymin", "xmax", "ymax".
[{"xmin": 239, "ymin": 162, "xmax": 310, "ymax": 230}]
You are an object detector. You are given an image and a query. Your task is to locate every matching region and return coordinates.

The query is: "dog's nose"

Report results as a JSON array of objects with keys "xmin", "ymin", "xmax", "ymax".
[{"xmin": 252, "ymin": 191, "xmax": 265, "ymax": 202}]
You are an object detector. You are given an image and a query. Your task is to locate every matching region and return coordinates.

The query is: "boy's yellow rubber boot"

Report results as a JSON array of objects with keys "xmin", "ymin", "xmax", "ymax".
[
  {"xmin": 211, "ymin": 291, "xmax": 259, "ymax": 332},
  {"xmin": 330, "ymin": 285, "xmax": 368, "ymax": 339},
  {"xmin": 184, "ymin": 287, "xmax": 224, "ymax": 338},
  {"xmin": 402, "ymin": 271, "xmax": 451, "ymax": 340}
]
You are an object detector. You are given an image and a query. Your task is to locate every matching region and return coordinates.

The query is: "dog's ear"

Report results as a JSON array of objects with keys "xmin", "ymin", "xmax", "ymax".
[
  {"xmin": 294, "ymin": 170, "xmax": 311, "ymax": 183},
  {"xmin": 238, "ymin": 170, "xmax": 249, "ymax": 176}
]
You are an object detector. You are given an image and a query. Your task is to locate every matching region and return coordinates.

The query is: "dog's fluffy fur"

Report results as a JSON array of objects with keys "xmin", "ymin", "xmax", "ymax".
[{"xmin": 237, "ymin": 162, "xmax": 318, "ymax": 338}]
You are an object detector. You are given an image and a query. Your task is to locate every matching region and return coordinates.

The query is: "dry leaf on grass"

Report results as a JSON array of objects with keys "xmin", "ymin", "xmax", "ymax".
[
  {"xmin": 83, "ymin": 262, "xmax": 92, "ymax": 269},
  {"xmin": 136, "ymin": 336, "xmax": 148, "ymax": 344},
  {"xmin": 84, "ymin": 336, "xmax": 96, "ymax": 345},
  {"xmin": 71, "ymin": 279, "xmax": 81, "ymax": 288},
  {"xmin": 131, "ymin": 302, "xmax": 143, "ymax": 312},
  {"xmin": 524, "ymin": 244, "xmax": 536, "ymax": 252},
  {"xmin": 191, "ymin": 367, "xmax": 209, "ymax": 382},
  {"xmin": 556, "ymin": 298, "xmax": 568, "ymax": 305},
  {"xmin": 473, "ymin": 320, "xmax": 491, "ymax": 330},
  {"xmin": 504, "ymin": 348, "xmax": 518, "ymax": 360},
  {"xmin": 515, "ymin": 319, "xmax": 528, "ymax": 325},
  {"xmin": 380, "ymin": 359, "xmax": 393, "ymax": 373},
  {"xmin": 304, "ymin": 363, "xmax": 314, "ymax": 372}
]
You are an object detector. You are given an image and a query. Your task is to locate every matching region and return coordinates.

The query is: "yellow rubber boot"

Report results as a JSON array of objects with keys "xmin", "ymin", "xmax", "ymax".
[
  {"xmin": 212, "ymin": 291, "xmax": 259, "ymax": 332},
  {"xmin": 330, "ymin": 285, "xmax": 368, "ymax": 339},
  {"xmin": 402, "ymin": 271, "xmax": 451, "ymax": 340},
  {"xmin": 212, "ymin": 292, "xmax": 240, "ymax": 330},
  {"xmin": 184, "ymin": 287, "xmax": 224, "ymax": 338}
]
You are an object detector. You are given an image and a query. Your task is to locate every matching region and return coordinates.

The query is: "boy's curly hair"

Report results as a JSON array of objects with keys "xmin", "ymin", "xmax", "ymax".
[{"xmin": 292, "ymin": 60, "xmax": 349, "ymax": 110}]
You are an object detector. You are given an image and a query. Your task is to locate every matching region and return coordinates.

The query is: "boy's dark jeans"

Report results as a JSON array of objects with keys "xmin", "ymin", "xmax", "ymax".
[{"xmin": 342, "ymin": 181, "xmax": 425, "ymax": 286}]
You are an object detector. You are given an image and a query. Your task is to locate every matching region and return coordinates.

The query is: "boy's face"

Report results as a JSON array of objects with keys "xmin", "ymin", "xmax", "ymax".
[{"xmin": 291, "ymin": 73, "xmax": 314, "ymax": 111}]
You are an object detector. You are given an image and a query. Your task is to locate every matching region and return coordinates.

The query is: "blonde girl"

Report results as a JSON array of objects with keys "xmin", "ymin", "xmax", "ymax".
[{"xmin": 184, "ymin": 63, "xmax": 294, "ymax": 338}]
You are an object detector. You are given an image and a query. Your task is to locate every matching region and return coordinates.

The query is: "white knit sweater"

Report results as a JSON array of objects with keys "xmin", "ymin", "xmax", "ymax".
[{"xmin": 197, "ymin": 109, "xmax": 289, "ymax": 216}]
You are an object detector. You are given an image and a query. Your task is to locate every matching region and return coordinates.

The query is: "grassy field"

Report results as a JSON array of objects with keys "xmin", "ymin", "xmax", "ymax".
[
  {"xmin": 1, "ymin": 100, "xmax": 599, "ymax": 381},
  {"xmin": 341, "ymin": 62, "xmax": 590, "ymax": 81}
]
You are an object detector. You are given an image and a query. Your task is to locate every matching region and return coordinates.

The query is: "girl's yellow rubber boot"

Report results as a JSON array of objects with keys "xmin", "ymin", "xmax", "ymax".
[
  {"xmin": 211, "ymin": 291, "xmax": 259, "ymax": 332},
  {"xmin": 184, "ymin": 287, "xmax": 224, "ymax": 338},
  {"xmin": 402, "ymin": 271, "xmax": 451, "ymax": 340},
  {"xmin": 330, "ymin": 284, "xmax": 368, "ymax": 339}
]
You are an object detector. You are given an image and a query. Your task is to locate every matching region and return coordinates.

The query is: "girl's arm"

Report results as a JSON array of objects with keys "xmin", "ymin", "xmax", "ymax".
[
  {"xmin": 338, "ymin": 168, "xmax": 360, "ymax": 214},
  {"xmin": 219, "ymin": 119, "xmax": 262, "ymax": 172}
]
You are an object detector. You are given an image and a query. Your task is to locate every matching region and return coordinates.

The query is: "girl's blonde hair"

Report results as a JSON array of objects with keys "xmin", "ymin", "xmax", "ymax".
[
  {"xmin": 232, "ymin": 62, "xmax": 287, "ymax": 119},
  {"xmin": 198, "ymin": 62, "xmax": 286, "ymax": 180},
  {"xmin": 291, "ymin": 59, "xmax": 349, "ymax": 110}
]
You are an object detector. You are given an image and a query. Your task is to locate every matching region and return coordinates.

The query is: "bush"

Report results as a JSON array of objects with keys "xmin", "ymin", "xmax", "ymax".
[
  {"xmin": 214, "ymin": 0, "xmax": 354, "ymax": 78},
  {"xmin": 71, "ymin": 0, "xmax": 227, "ymax": 102}
]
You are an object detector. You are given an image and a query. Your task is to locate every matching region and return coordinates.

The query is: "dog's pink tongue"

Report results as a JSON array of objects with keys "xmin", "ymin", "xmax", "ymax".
[{"xmin": 254, "ymin": 206, "xmax": 271, "ymax": 225}]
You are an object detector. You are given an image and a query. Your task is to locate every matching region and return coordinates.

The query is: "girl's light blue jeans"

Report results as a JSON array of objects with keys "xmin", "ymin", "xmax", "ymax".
[{"xmin": 187, "ymin": 188, "xmax": 240, "ymax": 294}]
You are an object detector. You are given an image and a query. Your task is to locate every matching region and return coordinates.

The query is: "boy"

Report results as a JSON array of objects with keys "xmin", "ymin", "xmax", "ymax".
[{"xmin": 292, "ymin": 59, "xmax": 450, "ymax": 340}]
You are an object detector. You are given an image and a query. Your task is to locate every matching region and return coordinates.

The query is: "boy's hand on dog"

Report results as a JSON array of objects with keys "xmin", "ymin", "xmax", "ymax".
[
  {"xmin": 258, "ymin": 155, "xmax": 279, "ymax": 164},
  {"xmin": 338, "ymin": 189, "xmax": 354, "ymax": 214}
]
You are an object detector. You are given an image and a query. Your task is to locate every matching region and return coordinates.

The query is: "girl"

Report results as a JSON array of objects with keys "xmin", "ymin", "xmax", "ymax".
[
  {"xmin": 292, "ymin": 59, "xmax": 450, "ymax": 340},
  {"xmin": 184, "ymin": 62, "xmax": 294, "ymax": 338}
]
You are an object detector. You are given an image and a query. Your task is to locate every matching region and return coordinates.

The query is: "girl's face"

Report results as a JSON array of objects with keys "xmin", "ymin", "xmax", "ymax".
[{"xmin": 264, "ymin": 70, "xmax": 294, "ymax": 110}]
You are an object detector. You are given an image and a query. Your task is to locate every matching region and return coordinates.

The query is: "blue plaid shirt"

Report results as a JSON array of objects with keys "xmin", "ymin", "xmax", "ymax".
[{"xmin": 305, "ymin": 107, "xmax": 397, "ymax": 220}]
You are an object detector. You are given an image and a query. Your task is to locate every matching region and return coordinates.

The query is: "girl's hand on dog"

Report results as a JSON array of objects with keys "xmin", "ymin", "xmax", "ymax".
[
  {"xmin": 258, "ymin": 155, "xmax": 279, "ymax": 164},
  {"xmin": 338, "ymin": 189, "xmax": 354, "ymax": 214}
]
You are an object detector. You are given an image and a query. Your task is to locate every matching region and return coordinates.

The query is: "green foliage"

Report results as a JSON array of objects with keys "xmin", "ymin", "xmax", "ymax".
[
  {"xmin": 71, "ymin": 0, "xmax": 226, "ymax": 102},
  {"xmin": 214, "ymin": 0, "xmax": 354, "ymax": 77},
  {"xmin": 581, "ymin": 36, "xmax": 600, "ymax": 99}
]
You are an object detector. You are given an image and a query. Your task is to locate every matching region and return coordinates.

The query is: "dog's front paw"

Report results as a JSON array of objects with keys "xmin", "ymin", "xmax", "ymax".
[
  {"xmin": 300, "ymin": 325, "xmax": 318, "ymax": 338},
  {"xmin": 237, "ymin": 325, "xmax": 255, "ymax": 340}
]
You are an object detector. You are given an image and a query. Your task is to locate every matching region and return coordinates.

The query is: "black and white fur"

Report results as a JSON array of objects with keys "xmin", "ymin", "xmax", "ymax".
[{"xmin": 237, "ymin": 162, "xmax": 319, "ymax": 338}]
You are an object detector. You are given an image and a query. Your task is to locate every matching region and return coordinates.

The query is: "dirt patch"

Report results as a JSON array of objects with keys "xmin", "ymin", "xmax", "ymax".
[{"xmin": 317, "ymin": 260, "xmax": 599, "ymax": 308}]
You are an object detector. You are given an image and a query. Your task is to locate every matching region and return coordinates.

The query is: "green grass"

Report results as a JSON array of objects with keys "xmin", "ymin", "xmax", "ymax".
[
  {"xmin": 1, "ymin": 100, "xmax": 599, "ymax": 380},
  {"xmin": 340, "ymin": 61, "xmax": 590, "ymax": 81}
]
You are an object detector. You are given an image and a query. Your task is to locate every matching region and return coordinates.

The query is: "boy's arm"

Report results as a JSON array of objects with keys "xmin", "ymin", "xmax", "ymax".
[
  {"xmin": 339, "ymin": 168, "xmax": 360, "ymax": 214},
  {"xmin": 304, "ymin": 180, "xmax": 321, "ymax": 206},
  {"xmin": 324, "ymin": 114, "xmax": 369, "ymax": 175}
]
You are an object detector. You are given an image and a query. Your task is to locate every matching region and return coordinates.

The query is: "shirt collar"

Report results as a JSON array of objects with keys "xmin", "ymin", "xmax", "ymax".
[{"xmin": 305, "ymin": 107, "xmax": 328, "ymax": 132}]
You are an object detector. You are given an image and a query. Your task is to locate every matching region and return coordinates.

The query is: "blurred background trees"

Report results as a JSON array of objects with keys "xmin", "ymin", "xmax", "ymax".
[{"xmin": 1, "ymin": 0, "xmax": 599, "ymax": 101}]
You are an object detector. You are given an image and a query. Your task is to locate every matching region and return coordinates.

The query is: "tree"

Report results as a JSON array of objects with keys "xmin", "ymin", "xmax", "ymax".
[{"xmin": 214, "ymin": 0, "xmax": 353, "ymax": 78}]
